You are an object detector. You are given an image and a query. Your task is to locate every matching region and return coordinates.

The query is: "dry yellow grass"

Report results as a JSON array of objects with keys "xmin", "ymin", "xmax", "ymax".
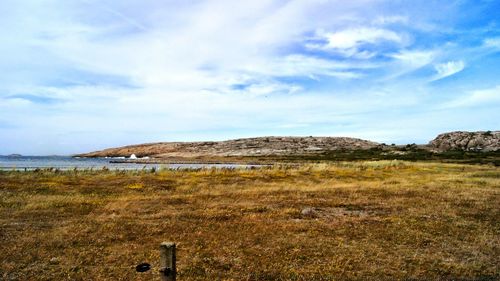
[{"xmin": 0, "ymin": 161, "xmax": 499, "ymax": 280}]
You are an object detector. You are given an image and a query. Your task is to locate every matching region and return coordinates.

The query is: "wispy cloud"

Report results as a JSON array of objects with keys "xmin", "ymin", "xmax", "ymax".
[
  {"xmin": 242, "ymin": 55, "xmax": 373, "ymax": 79},
  {"xmin": 0, "ymin": 0, "xmax": 499, "ymax": 154},
  {"xmin": 483, "ymin": 37, "xmax": 500, "ymax": 49},
  {"xmin": 372, "ymin": 16, "xmax": 409, "ymax": 25},
  {"xmin": 390, "ymin": 50, "xmax": 436, "ymax": 68},
  {"xmin": 324, "ymin": 28, "xmax": 403, "ymax": 49},
  {"xmin": 383, "ymin": 49, "xmax": 437, "ymax": 80},
  {"xmin": 5, "ymin": 94, "xmax": 63, "ymax": 105},
  {"xmin": 431, "ymin": 60, "xmax": 465, "ymax": 81},
  {"xmin": 444, "ymin": 85, "xmax": 500, "ymax": 108},
  {"xmin": 80, "ymin": 0, "xmax": 149, "ymax": 31},
  {"xmin": 308, "ymin": 27, "xmax": 405, "ymax": 58}
]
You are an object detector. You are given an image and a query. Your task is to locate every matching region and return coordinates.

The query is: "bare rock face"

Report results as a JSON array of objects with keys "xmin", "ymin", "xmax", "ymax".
[
  {"xmin": 429, "ymin": 131, "xmax": 500, "ymax": 152},
  {"xmin": 77, "ymin": 136, "xmax": 381, "ymax": 158}
]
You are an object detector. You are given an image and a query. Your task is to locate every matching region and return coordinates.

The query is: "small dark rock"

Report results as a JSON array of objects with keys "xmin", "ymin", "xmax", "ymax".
[{"xmin": 136, "ymin": 263, "xmax": 151, "ymax": 272}]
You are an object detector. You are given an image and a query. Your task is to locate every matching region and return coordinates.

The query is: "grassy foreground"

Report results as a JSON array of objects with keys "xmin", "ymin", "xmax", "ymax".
[{"xmin": 0, "ymin": 162, "xmax": 499, "ymax": 280}]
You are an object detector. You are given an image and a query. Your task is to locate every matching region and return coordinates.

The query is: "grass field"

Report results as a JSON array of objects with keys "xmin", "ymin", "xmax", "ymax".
[{"xmin": 0, "ymin": 161, "xmax": 499, "ymax": 280}]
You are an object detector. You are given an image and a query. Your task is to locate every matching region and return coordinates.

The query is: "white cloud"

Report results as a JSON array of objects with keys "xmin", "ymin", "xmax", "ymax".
[
  {"xmin": 242, "ymin": 54, "xmax": 375, "ymax": 79},
  {"xmin": 229, "ymin": 81, "xmax": 303, "ymax": 97},
  {"xmin": 391, "ymin": 50, "xmax": 435, "ymax": 67},
  {"xmin": 372, "ymin": 16, "xmax": 408, "ymax": 25},
  {"xmin": 0, "ymin": 0, "xmax": 498, "ymax": 154},
  {"xmin": 308, "ymin": 27, "xmax": 404, "ymax": 57},
  {"xmin": 381, "ymin": 49, "xmax": 436, "ymax": 80},
  {"xmin": 444, "ymin": 85, "xmax": 500, "ymax": 108},
  {"xmin": 22, "ymin": 1, "xmax": 394, "ymax": 94},
  {"xmin": 432, "ymin": 60, "xmax": 465, "ymax": 81},
  {"xmin": 483, "ymin": 37, "xmax": 500, "ymax": 49},
  {"xmin": 325, "ymin": 28, "xmax": 403, "ymax": 49}
]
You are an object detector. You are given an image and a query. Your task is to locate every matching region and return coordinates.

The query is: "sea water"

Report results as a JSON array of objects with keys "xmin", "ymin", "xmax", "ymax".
[{"xmin": 0, "ymin": 156, "xmax": 261, "ymax": 171}]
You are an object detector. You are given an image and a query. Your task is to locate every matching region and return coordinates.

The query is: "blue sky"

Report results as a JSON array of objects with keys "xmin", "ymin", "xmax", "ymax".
[{"xmin": 0, "ymin": 0, "xmax": 499, "ymax": 155}]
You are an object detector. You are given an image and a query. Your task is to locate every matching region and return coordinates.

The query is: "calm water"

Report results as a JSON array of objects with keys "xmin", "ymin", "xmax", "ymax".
[{"xmin": 0, "ymin": 156, "xmax": 261, "ymax": 170}]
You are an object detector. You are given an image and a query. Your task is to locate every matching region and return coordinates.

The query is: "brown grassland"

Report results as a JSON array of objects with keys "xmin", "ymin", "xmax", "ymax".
[{"xmin": 0, "ymin": 161, "xmax": 499, "ymax": 280}]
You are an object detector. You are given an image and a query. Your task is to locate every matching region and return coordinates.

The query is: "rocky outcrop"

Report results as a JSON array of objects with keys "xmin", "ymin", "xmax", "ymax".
[
  {"xmin": 77, "ymin": 136, "xmax": 381, "ymax": 158},
  {"xmin": 77, "ymin": 131, "xmax": 499, "ymax": 159},
  {"xmin": 429, "ymin": 131, "xmax": 499, "ymax": 152}
]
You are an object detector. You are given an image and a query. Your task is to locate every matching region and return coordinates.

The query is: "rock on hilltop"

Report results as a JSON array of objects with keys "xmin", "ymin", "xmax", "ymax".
[
  {"xmin": 429, "ymin": 131, "xmax": 499, "ymax": 152},
  {"xmin": 77, "ymin": 136, "xmax": 380, "ymax": 158}
]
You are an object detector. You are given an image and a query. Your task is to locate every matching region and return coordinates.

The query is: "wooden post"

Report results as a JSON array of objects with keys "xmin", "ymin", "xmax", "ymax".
[{"xmin": 160, "ymin": 242, "xmax": 176, "ymax": 281}]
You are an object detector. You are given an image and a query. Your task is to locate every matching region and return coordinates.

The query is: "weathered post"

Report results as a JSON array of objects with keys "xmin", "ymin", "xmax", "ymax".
[{"xmin": 160, "ymin": 242, "xmax": 176, "ymax": 281}]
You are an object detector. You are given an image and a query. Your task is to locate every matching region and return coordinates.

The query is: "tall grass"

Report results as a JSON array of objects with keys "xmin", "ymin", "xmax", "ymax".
[{"xmin": 0, "ymin": 162, "xmax": 498, "ymax": 280}]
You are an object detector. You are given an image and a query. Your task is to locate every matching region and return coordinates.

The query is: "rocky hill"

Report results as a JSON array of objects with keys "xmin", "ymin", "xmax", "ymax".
[
  {"xmin": 77, "ymin": 136, "xmax": 380, "ymax": 158},
  {"xmin": 428, "ymin": 131, "xmax": 499, "ymax": 152},
  {"xmin": 77, "ymin": 131, "xmax": 499, "ymax": 160}
]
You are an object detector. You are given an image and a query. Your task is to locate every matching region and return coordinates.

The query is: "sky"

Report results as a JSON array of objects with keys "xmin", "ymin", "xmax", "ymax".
[{"xmin": 0, "ymin": 0, "xmax": 499, "ymax": 155}]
